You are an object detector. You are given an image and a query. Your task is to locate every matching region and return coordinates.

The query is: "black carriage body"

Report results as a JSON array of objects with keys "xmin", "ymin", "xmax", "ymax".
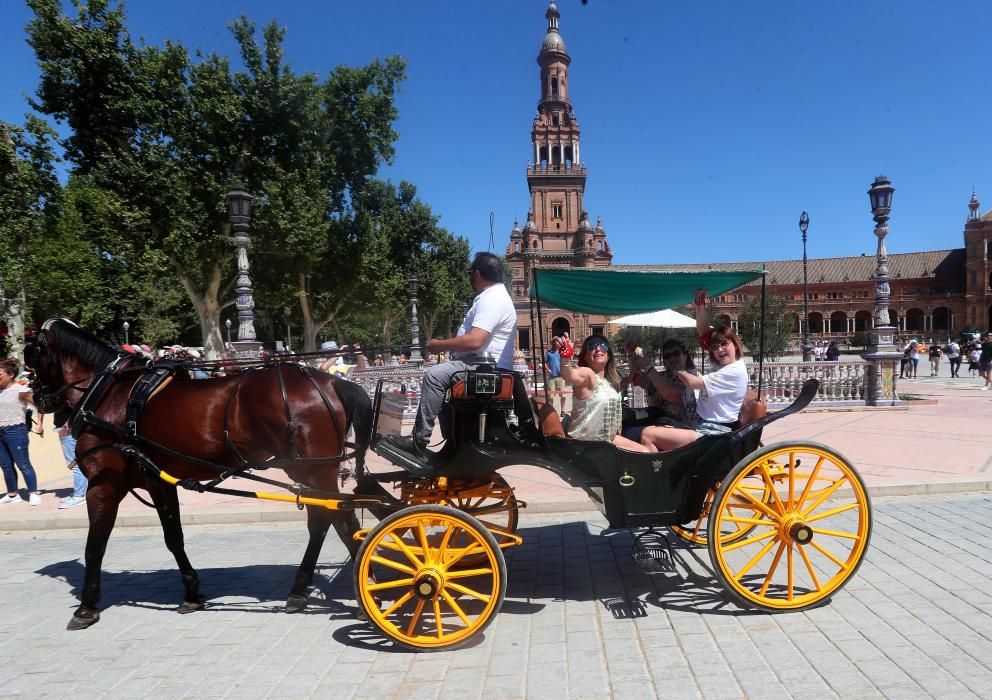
[{"xmin": 372, "ymin": 366, "xmax": 771, "ymax": 530}]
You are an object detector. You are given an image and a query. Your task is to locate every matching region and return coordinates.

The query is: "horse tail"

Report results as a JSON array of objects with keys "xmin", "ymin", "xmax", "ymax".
[{"xmin": 332, "ymin": 376, "xmax": 373, "ymax": 472}]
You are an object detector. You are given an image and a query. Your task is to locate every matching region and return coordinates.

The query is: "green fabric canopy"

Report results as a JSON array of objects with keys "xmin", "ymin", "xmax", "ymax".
[{"xmin": 528, "ymin": 268, "xmax": 765, "ymax": 315}]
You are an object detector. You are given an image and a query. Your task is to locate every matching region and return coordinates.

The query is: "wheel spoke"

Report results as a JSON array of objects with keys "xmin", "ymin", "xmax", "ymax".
[
  {"xmin": 759, "ymin": 541, "xmax": 787, "ymax": 596},
  {"xmin": 691, "ymin": 516, "xmax": 703, "ymax": 540},
  {"xmin": 723, "ymin": 515, "xmax": 776, "ymax": 527},
  {"xmin": 389, "ymin": 532, "xmax": 424, "ymax": 569},
  {"xmin": 406, "ymin": 598, "xmax": 426, "ymax": 637},
  {"xmin": 795, "ymin": 455, "xmax": 825, "ymax": 510},
  {"xmin": 801, "ymin": 476, "xmax": 849, "ymax": 518},
  {"xmin": 810, "ymin": 526, "xmax": 859, "ymax": 540},
  {"xmin": 805, "ymin": 502, "xmax": 860, "ymax": 523},
  {"xmin": 435, "ymin": 524, "xmax": 456, "ymax": 563},
  {"xmin": 727, "ymin": 485, "xmax": 781, "ymax": 523},
  {"xmin": 758, "ymin": 463, "xmax": 786, "ymax": 514},
  {"xmin": 720, "ymin": 528, "xmax": 777, "ymax": 553},
  {"xmin": 786, "ymin": 543, "xmax": 794, "ymax": 600},
  {"xmin": 808, "ymin": 540, "xmax": 848, "ymax": 570},
  {"xmin": 797, "ymin": 542, "xmax": 821, "ymax": 591},
  {"xmin": 788, "ymin": 452, "xmax": 796, "ymax": 510},
  {"xmin": 366, "ymin": 577, "xmax": 416, "ymax": 592},
  {"xmin": 381, "ymin": 590, "xmax": 414, "ymax": 618},
  {"xmin": 433, "ymin": 598, "xmax": 444, "ymax": 638},
  {"xmin": 415, "ymin": 521, "xmax": 433, "ymax": 564},
  {"xmin": 442, "ymin": 590, "xmax": 471, "ymax": 627},
  {"xmin": 370, "ymin": 554, "xmax": 416, "ymax": 575},
  {"xmin": 445, "ymin": 567, "xmax": 494, "ymax": 579},
  {"xmin": 446, "ymin": 581, "xmax": 492, "ymax": 603},
  {"xmin": 445, "ymin": 542, "xmax": 484, "ymax": 569},
  {"xmin": 733, "ymin": 536, "xmax": 779, "ymax": 581}
]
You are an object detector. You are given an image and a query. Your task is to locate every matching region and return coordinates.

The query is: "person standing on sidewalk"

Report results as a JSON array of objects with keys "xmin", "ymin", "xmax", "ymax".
[
  {"xmin": 980, "ymin": 332, "xmax": 992, "ymax": 390},
  {"xmin": 928, "ymin": 342, "xmax": 942, "ymax": 377},
  {"xmin": 544, "ymin": 336, "xmax": 567, "ymax": 414},
  {"xmin": 946, "ymin": 339, "xmax": 961, "ymax": 378},
  {"xmin": 0, "ymin": 359, "xmax": 42, "ymax": 506}
]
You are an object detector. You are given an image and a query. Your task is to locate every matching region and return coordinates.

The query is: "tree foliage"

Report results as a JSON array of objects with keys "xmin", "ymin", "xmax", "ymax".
[{"xmin": 736, "ymin": 294, "xmax": 793, "ymax": 360}]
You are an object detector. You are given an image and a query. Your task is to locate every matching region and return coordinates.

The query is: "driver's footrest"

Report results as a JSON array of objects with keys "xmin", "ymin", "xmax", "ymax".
[
  {"xmin": 373, "ymin": 436, "xmax": 441, "ymax": 477},
  {"xmin": 631, "ymin": 528, "xmax": 677, "ymax": 574}
]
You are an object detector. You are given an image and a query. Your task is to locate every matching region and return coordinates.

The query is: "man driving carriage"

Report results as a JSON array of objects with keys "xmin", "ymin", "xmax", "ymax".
[{"xmin": 390, "ymin": 252, "xmax": 517, "ymax": 456}]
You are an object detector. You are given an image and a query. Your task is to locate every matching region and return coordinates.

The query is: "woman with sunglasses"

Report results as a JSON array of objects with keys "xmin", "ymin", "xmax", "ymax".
[
  {"xmin": 635, "ymin": 339, "xmax": 701, "ymax": 450},
  {"xmin": 560, "ymin": 335, "xmax": 651, "ymax": 452},
  {"xmin": 637, "ymin": 291, "xmax": 749, "ymax": 452}
]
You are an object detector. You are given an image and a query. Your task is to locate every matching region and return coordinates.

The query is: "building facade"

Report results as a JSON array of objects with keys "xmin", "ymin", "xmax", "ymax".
[{"xmin": 508, "ymin": 4, "xmax": 992, "ymax": 356}]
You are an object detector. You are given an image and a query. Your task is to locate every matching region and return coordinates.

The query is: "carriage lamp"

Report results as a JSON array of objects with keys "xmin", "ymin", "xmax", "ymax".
[
  {"xmin": 799, "ymin": 211, "xmax": 812, "ymax": 363},
  {"xmin": 123, "ymin": 321, "xmax": 130, "ymax": 345}
]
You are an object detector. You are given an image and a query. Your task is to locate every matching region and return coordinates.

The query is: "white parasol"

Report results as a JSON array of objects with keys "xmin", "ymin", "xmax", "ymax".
[{"xmin": 607, "ymin": 308, "xmax": 697, "ymax": 328}]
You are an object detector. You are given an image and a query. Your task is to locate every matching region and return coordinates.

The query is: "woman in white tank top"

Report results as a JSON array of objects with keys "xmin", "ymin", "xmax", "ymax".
[{"xmin": 560, "ymin": 335, "xmax": 650, "ymax": 452}]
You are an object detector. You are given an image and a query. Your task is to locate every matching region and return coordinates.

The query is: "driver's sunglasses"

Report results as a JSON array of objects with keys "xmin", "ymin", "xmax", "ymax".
[
  {"xmin": 587, "ymin": 341, "xmax": 610, "ymax": 353},
  {"xmin": 663, "ymin": 350, "xmax": 683, "ymax": 360}
]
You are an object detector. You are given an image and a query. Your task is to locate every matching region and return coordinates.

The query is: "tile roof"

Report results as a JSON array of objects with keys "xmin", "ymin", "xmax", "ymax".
[{"xmin": 614, "ymin": 249, "xmax": 966, "ymax": 287}]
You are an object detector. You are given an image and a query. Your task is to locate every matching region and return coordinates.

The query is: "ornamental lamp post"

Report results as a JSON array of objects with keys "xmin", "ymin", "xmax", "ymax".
[
  {"xmin": 122, "ymin": 321, "xmax": 130, "ymax": 345},
  {"xmin": 225, "ymin": 318, "xmax": 232, "ymax": 345},
  {"xmin": 862, "ymin": 175, "xmax": 901, "ymax": 406},
  {"xmin": 407, "ymin": 275, "xmax": 423, "ymax": 364},
  {"xmin": 799, "ymin": 211, "xmax": 812, "ymax": 362},
  {"xmin": 226, "ymin": 183, "xmax": 261, "ymax": 359}
]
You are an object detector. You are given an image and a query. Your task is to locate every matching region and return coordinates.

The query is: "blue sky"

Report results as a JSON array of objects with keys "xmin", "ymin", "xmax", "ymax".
[{"xmin": 2, "ymin": 0, "xmax": 990, "ymax": 265}]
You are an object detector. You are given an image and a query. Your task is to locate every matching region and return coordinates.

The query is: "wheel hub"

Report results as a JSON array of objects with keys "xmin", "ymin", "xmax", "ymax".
[
  {"xmin": 782, "ymin": 517, "xmax": 813, "ymax": 544},
  {"xmin": 414, "ymin": 570, "xmax": 443, "ymax": 599}
]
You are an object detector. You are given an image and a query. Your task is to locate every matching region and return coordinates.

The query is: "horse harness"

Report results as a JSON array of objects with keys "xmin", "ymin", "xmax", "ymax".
[{"xmin": 65, "ymin": 356, "xmax": 364, "ymax": 508}]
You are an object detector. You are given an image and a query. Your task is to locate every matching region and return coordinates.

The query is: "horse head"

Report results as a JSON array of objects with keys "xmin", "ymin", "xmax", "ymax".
[{"xmin": 25, "ymin": 318, "xmax": 117, "ymax": 416}]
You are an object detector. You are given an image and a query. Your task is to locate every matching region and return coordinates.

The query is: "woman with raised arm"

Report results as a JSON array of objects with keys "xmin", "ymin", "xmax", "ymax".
[
  {"xmin": 560, "ymin": 335, "xmax": 651, "ymax": 452},
  {"xmin": 637, "ymin": 290, "xmax": 749, "ymax": 452}
]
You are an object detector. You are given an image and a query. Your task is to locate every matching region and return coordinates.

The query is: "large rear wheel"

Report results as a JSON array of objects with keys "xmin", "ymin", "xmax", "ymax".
[
  {"xmin": 708, "ymin": 441, "xmax": 871, "ymax": 611},
  {"xmin": 354, "ymin": 505, "xmax": 506, "ymax": 650}
]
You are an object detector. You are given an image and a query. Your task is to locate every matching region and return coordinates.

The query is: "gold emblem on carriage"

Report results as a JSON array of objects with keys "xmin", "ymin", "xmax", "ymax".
[{"xmin": 651, "ymin": 459, "xmax": 664, "ymax": 473}]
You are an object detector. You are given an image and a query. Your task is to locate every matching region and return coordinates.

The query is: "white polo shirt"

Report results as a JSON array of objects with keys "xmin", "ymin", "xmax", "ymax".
[{"xmin": 453, "ymin": 283, "xmax": 518, "ymax": 370}]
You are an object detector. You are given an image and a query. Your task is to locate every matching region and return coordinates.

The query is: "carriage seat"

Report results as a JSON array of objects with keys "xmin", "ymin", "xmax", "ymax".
[
  {"xmin": 531, "ymin": 396, "xmax": 566, "ymax": 438},
  {"xmin": 737, "ymin": 390, "xmax": 767, "ymax": 429}
]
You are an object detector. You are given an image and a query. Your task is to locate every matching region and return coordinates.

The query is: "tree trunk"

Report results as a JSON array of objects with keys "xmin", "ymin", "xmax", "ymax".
[
  {"xmin": 1, "ymin": 283, "xmax": 26, "ymax": 362},
  {"xmin": 297, "ymin": 273, "xmax": 346, "ymax": 353},
  {"xmin": 172, "ymin": 258, "xmax": 226, "ymax": 360}
]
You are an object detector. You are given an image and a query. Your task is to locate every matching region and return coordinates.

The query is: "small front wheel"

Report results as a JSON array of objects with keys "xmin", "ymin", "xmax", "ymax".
[
  {"xmin": 354, "ymin": 505, "xmax": 507, "ymax": 650},
  {"xmin": 708, "ymin": 441, "xmax": 871, "ymax": 612}
]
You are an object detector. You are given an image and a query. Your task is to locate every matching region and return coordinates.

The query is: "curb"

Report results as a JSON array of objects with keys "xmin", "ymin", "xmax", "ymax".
[{"xmin": 2, "ymin": 479, "xmax": 990, "ymax": 533}]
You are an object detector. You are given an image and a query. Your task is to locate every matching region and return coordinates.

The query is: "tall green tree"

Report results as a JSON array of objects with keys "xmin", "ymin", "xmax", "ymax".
[
  {"xmin": 0, "ymin": 117, "xmax": 59, "ymax": 359},
  {"xmin": 737, "ymin": 294, "xmax": 793, "ymax": 361},
  {"xmin": 26, "ymin": 0, "xmax": 404, "ymax": 357}
]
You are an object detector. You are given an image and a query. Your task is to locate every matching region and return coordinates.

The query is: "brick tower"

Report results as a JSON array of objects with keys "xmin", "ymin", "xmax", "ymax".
[
  {"xmin": 963, "ymin": 189, "xmax": 992, "ymax": 330},
  {"xmin": 506, "ymin": 1, "xmax": 613, "ymax": 353}
]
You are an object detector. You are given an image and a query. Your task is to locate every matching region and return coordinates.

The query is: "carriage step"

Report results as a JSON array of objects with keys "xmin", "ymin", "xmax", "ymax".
[{"xmin": 631, "ymin": 528, "xmax": 676, "ymax": 574}]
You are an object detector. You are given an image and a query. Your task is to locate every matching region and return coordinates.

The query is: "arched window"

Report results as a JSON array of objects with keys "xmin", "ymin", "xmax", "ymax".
[
  {"xmin": 830, "ymin": 311, "xmax": 847, "ymax": 333},
  {"xmin": 808, "ymin": 312, "xmax": 824, "ymax": 334},
  {"xmin": 905, "ymin": 308, "xmax": 925, "ymax": 332},
  {"xmin": 854, "ymin": 310, "xmax": 872, "ymax": 331},
  {"xmin": 931, "ymin": 306, "xmax": 950, "ymax": 331},
  {"xmin": 551, "ymin": 76, "xmax": 558, "ymax": 95}
]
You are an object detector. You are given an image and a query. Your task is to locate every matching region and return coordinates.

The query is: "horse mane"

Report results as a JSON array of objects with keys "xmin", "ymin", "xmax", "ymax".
[{"xmin": 50, "ymin": 319, "xmax": 118, "ymax": 371}]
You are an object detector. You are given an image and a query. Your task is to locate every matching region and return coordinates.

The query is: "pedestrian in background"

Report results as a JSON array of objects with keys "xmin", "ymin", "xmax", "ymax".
[
  {"xmin": 0, "ymin": 359, "xmax": 42, "ymax": 506},
  {"xmin": 946, "ymin": 339, "xmax": 961, "ymax": 378},
  {"xmin": 928, "ymin": 343, "xmax": 942, "ymax": 377}
]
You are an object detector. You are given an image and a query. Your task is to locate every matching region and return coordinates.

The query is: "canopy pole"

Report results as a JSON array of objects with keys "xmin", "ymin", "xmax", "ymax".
[
  {"xmin": 528, "ymin": 279, "xmax": 539, "ymax": 395},
  {"xmin": 534, "ymin": 270, "xmax": 549, "ymax": 403},
  {"xmin": 758, "ymin": 270, "xmax": 767, "ymax": 398}
]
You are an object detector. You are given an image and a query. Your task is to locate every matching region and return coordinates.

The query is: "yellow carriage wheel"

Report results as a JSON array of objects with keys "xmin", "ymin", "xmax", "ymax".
[
  {"xmin": 670, "ymin": 470, "xmax": 776, "ymax": 547},
  {"xmin": 354, "ymin": 505, "xmax": 506, "ymax": 651},
  {"xmin": 707, "ymin": 441, "xmax": 871, "ymax": 611}
]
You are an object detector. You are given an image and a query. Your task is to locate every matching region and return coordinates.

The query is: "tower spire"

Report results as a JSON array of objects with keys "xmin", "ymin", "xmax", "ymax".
[{"xmin": 968, "ymin": 188, "xmax": 980, "ymax": 221}]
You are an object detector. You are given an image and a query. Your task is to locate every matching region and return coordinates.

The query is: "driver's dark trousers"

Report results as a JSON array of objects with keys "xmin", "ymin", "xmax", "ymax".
[{"xmin": 414, "ymin": 360, "xmax": 474, "ymax": 445}]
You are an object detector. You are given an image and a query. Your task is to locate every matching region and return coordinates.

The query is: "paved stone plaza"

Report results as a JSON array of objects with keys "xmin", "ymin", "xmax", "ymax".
[{"xmin": 1, "ymin": 492, "xmax": 990, "ymax": 699}]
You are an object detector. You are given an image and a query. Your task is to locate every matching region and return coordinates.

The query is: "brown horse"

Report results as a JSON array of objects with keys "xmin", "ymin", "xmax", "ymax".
[{"xmin": 25, "ymin": 320, "xmax": 372, "ymax": 630}]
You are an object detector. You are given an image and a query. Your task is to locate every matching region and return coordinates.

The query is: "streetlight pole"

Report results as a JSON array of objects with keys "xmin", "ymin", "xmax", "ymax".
[
  {"xmin": 283, "ymin": 306, "xmax": 292, "ymax": 354},
  {"xmin": 407, "ymin": 276, "xmax": 423, "ymax": 364},
  {"xmin": 123, "ymin": 321, "xmax": 130, "ymax": 345},
  {"xmin": 799, "ymin": 211, "xmax": 812, "ymax": 362},
  {"xmin": 225, "ymin": 318, "xmax": 232, "ymax": 346},
  {"xmin": 862, "ymin": 175, "xmax": 901, "ymax": 406}
]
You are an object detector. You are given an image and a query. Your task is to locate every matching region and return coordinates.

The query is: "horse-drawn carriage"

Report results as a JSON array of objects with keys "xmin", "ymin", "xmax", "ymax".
[{"xmin": 25, "ymin": 268, "xmax": 871, "ymax": 651}]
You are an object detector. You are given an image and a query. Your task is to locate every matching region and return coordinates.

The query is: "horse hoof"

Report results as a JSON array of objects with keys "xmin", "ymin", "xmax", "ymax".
[
  {"xmin": 67, "ymin": 608, "xmax": 100, "ymax": 630},
  {"xmin": 285, "ymin": 593, "xmax": 309, "ymax": 614},
  {"xmin": 177, "ymin": 596, "xmax": 206, "ymax": 614}
]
